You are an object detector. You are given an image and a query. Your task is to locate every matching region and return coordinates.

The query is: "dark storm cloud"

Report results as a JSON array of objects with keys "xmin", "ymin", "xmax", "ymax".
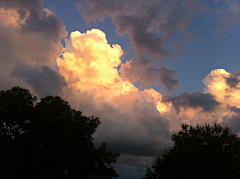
[
  {"xmin": 104, "ymin": 137, "xmax": 170, "ymax": 157},
  {"xmin": 225, "ymin": 72, "xmax": 240, "ymax": 89},
  {"xmin": 120, "ymin": 62, "xmax": 179, "ymax": 91},
  {"xmin": 162, "ymin": 91, "xmax": 220, "ymax": 113},
  {"xmin": 99, "ymin": 115, "xmax": 171, "ymax": 156},
  {"xmin": 221, "ymin": 106, "xmax": 240, "ymax": 133},
  {"xmin": 12, "ymin": 62, "xmax": 67, "ymax": 97},
  {"xmin": 92, "ymin": 99, "xmax": 172, "ymax": 157},
  {"xmin": 228, "ymin": 106, "xmax": 240, "ymax": 114},
  {"xmin": 221, "ymin": 114, "xmax": 240, "ymax": 133},
  {"xmin": 0, "ymin": 0, "xmax": 42, "ymax": 11}
]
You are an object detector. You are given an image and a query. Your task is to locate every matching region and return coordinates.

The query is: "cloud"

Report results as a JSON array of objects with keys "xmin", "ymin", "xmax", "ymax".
[
  {"xmin": 54, "ymin": 30, "xmax": 240, "ymax": 178},
  {"xmin": 224, "ymin": 72, "xmax": 240, "ymax": 89},
  {"xmin": 215, "ymin": 0, "xmax": 240, "ymax": 32},
  {"xmin": 79, "ymin": 0, "xmax": 197, "ymax": 91},
  {"xmin": 221, "ymin": 106, "xmax": 240, "ymax": 134},
  {"xmin": 56, "ymin": 29, "xmax": 172, "ymax": 158},
  {"xmin": 0, "ymin": 0, "xmax": 43, "ymax": 11},
  {"xmin": 1, "ymin": 1, "xmax": 239, "ymax": 178},
  {"xmin": 113, "ymin": 15, "xmax": 172, "ymax": 59},
  {"xmin": 78, "ymin": 0, "xmax": 240, "ymax": 93},
  {"xmin": 120, "ymin": 61, "xmax": 179, "ymax": 91},
  {"xmin": 20, "ymin": 8, "xmax": 67, "ymax": 43},
  {"xmin": 114, "ymin": 155, "xmax": 155, "ymax": 179},
  {"xmin": 12, "ymin": 61, "xmax": 67, "ymax": 97},
  {"xmin": 0, "ymin": 0, "xmax": 67, "ymax": 93},
  {"xmin": 203, "ymin": 69, "xmax": 240, "ymax": 108},
  {"xmin": 162, "ymin": 91, "xmax": 220, "ymax": 113},
  {"xmin": 156, "ymin": 69, "xmax": 240, "ymax": 130},
  {"xmin": 0, "ymin": 0, "xmax": 67, "ymax": 42},
  {"xmin": 221, "ymin": 115, "xmax": 240, "ymax": 133},
  {"xmin": 227, "ymin": 106, "xmax": 240, "ymax": 114}
]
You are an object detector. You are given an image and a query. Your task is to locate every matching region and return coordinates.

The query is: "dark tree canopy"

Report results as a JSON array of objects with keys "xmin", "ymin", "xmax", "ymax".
[
  {"xmin": 0, "ymin": 87, "xmax": 119, "ymax": 179},
  {"xmin": 144, "ymin": 123, "xmax": 240, "ymax": 179}
]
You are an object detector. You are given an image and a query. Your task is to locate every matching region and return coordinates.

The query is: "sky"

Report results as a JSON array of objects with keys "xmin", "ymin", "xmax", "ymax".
[{"xmin": 0, "ymin": 0, "xmax": 240, "ymax": 178}]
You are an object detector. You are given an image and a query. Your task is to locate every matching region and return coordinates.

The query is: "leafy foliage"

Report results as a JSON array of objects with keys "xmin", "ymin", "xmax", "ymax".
[
  {"xmin": 0, "ymin": 87, "xmax": 119, "ymax": 179},
  {"xmin": 144, "ymin": 123, "xmax": 240, "ymax": 179}
]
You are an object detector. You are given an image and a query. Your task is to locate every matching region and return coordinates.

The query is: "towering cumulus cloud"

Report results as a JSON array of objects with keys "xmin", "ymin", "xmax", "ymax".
[
  {"xmin": 56, "ymin": 29, "xmax": 171, "ymax": 151},
  {"xmin": 0, "ymin": 0, "xmax": 67, "ymax": 95},
  {"xmin": 56, "ymin": 29, "xmax": 173, "ymax": 177}
]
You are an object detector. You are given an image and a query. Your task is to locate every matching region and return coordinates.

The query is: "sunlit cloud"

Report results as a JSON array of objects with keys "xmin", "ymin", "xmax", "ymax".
[{"xmin": 1, "ymin": 0, "xmax": 240, "ymax": 178}]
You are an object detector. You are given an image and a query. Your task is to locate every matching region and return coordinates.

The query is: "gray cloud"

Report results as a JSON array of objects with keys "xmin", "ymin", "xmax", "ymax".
[
  {"xmin": 20, "ymin": 8, "xmax": 67, "ymax": 43},
  {"xmin": 0, "ymin": 0, "xmax": 43, "ymax": 11},
  {"xmin": 114, "ymin": 155, "xmax": 155, "ymax": 179},
  {"xmin": 114, "ymin": 15, "xmax": 171, "ymax": 60},
  {"xmin": 92, "ymin": 100, "xmax": 171, "ymax": 156},
  {"xmin": 221, "ymin": 114, "xmax": 240, "ymax": 133},
  {"xmin": 225, "ymin": 72, "xmax": 240, "ymax": 89},
  {"xmin": 0, "ymin": 0, "xmax": 67, "ymax": 43},
  {"xmin": 12, "ymin": 61, "xmax": 67, "ymax": 97},
  {"xmin": 79, "ymin": 0, "xmax": 195, "ymax": 91},
  {"xmin": 120, "ymin": 62, "xmax": 179, "ymax": 91},
  {"xmin": 0, "ymin": 0, "xmax": 67, "ymax": 90},
  {"xmin": 228, "ymin": 106, "xmax": 240, "ymax": 114},
  {"xmin": 221, "ymin": 106, "xmax": 240, "ymax": 133},
  {"xmin": 162, "ymin": 91, "xmax": 220, "ymax": 113}
]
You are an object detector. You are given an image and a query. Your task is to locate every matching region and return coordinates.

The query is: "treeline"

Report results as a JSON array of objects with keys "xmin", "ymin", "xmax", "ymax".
[{"xmin": 1, "ymin": 87, "xmax": 240, "ymax": 179}]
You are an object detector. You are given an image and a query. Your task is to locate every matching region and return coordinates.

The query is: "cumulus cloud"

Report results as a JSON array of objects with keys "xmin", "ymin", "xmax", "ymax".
[
  {"xmin": 0, "ymin": 0, "xmax": 67, "ymax": 94},
  {"xmin": 205, "ymin": 70, "xmax": 240, "ymax": 134},
  {"xmin": 56, "ymin": 29, "xmax": 172, "ymax": 158},
  {"xmin": 120, "ymin": 61, "xmax": 179, "ymax": 91},
  {"xmin": 203, "ymin": 69, "xmax": 240, "ymax": 108},
  {"xmin": 156, "ymin": 69, "xmax": 240, "ymax": 132}
]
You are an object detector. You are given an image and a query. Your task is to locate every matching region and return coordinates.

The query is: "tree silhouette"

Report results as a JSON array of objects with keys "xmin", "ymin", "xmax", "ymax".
[
  {"xmin": 144, "ymin": 123, "xmax": 240, "ymax": 179},
  {"xmin": 0, "ymin": 87, "xmax": 119, "ymax": 179}
]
